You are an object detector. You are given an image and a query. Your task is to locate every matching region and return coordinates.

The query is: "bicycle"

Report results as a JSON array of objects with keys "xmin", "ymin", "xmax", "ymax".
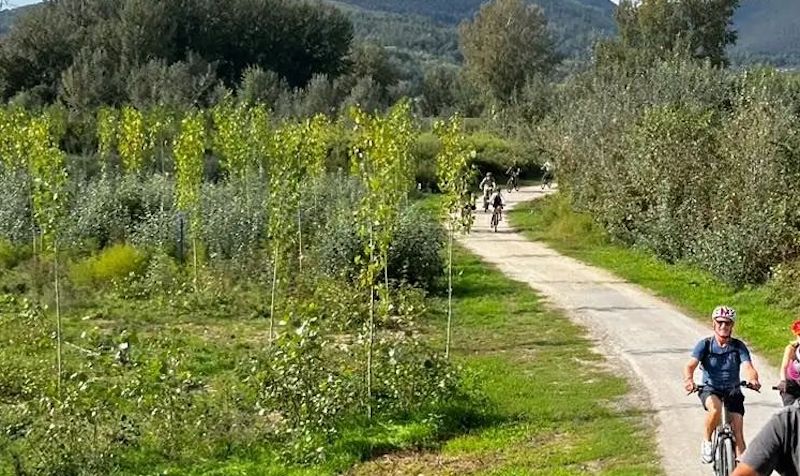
[
  {"xmin": 688, "ymin": 381, "xmax": 758, "ymax": 476},
  {"xmin": 506, "ymin": 174, "xmax": 519, "ymax": 192},
  {"xmin": 541, "ymin": 171, "xmax": 552, "ymax": 189},
  {"xmin": 482, "ymin": 188, "xmax": 491, "ymax": 213},
  {"xmin": 490, "ymin": 205, "xmax": 502, "ymax": 232}
]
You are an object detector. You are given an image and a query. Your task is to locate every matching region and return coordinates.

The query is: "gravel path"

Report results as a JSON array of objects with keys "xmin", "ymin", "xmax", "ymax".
[{"xmin": 460, "ymin": 185, "xmax": 781, "ymax": 475}]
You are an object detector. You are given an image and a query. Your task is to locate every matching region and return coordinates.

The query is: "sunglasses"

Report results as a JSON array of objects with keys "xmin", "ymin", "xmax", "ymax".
[{"xmin": 714, "ymin": 320, "xmax": 733, "ymax": 327}]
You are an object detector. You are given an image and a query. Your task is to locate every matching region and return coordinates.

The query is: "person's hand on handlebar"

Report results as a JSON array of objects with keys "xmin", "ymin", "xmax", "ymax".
[
  {"xmin": 684, "ymin": 378, "xmax": 696, "ymax": 393},
  {"xmin": 745, "ymin": 380, "xmax": 762, "ymax": 392}
]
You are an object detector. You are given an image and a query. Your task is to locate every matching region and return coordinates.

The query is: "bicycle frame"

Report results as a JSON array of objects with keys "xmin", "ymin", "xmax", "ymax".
[
  {"xmin": 712, "ymin": 404, "xmax": 736, "ymax": 476},
  {"xmin": 690, "ymin": 381, "xmax": 756, "ymax": 476}
]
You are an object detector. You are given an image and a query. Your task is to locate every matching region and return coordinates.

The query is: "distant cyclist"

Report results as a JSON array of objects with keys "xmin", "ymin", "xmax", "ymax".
[
  {"xmin": 479, "ymin": 172, "xmax": 496, "ymax": 212},
  {"xmin": 683, "ymin": 306, "xmax": 762, "ymax": 463},
  {"xmin": 479, "ymin": 172, "xmax": 496, "ymax": 194},
  {"xmin": 541, "ymin": 160, "xmax": 554, "ymax": 189},
  {"xmin": 489, "ymin": 186, "xmax": 505, "ymax": 224},
  {"xmin": 776, "ymin": 319, "xmax": 800, "ymax": 407},
  {"xmin": 505, "ymin": 164, "xmax": 521, "ymax": 191}
]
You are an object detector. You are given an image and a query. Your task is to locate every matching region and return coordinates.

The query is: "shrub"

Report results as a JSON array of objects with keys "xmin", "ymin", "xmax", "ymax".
[
  {"xmin": 200, "ymin": 179, "xmax": 267, "ymax": 261},
  {"xmin": 70, "ymin": 244, "xmax": 149, "ymax": 287},
  {"xmin": 466, "ymin": 130, "xmax": 523, "ymax": 176},
  {"xmin": 314, "ymin": 204, "xmax": 444, "ymax": 291},
  {"xmin": 0, "ymin": 238, "xmax": 28, "ymax": 269},
  {"xmin": 0, "ymin": 170, "xmax": 32, "ymax": 244},
  {"xmin": 389, "ymin": 205, "xmax": 445, "ymax": 290},
  {"xmin": 412, "ymin": 132, "xmax": 441, "ymax": 191},
  {"xmin": 542, "ymin": 60, "xmax": 800, "ymax": 286},
  {"xmin": 766, "ymin": 259, "xmax": 800, "ymax": 310}
]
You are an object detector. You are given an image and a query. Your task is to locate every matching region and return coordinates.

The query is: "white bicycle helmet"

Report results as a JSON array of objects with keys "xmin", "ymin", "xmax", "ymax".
[{"xmin": 711, "ymin": 305, "xmax": 737, "ymax": 322}]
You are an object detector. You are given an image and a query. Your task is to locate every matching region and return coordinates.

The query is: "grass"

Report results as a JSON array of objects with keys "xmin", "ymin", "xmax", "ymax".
[
  {"xmin": 508, "ymin": 193, "xmax": 795, "ymax": 368},
  {"xmin": 0, "ymin": 199, "xmax": 661, "ymax": 475},
  {"xmin": 349, "ymin": 246, "xmax": 662, "ymax": 475}
]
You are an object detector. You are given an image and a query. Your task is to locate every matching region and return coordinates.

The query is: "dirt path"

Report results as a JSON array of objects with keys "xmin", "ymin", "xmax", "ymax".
[{"xmin": 462, "ymin": 185, "xmax": 781, "ymax": 476}]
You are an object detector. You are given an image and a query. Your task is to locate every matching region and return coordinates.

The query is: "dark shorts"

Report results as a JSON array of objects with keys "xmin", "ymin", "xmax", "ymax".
[{"xmin": 699, "ymin": 386, "xmax": 745, "ymax": 416}]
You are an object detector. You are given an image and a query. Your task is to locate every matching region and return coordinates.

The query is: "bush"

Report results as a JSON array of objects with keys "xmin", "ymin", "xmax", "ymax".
[
  {"xmin": 200, "ymin": 179, "xmax": 267, "ymax": 261},
  {"xmin": 389, "ymin": 205, "xmax": 445, "ymax": 290},
  {"xmin": 315, "ymin": 204, "xmax": 444, "ymax": 291},
  {"xmin": 70, "ymin": 244, "xmax": 149, "ymax": 287},
  {"xmin": 0, "ymin": 170, "xmax": 32, "ymax": 244},
  {"xmin": 412, "ymin": 132, "xmax": 440, "ymax": 191},
  {"xmin": 0, "ymin": 238, "xmax": 28, "ymax": 269},
  {"xmin": 766, "ymin": 259, "xmax": 800, "ymax": 310},
  {"xmin": 466, "ymin": 131, "xmax": 523, "ymax": 177},
  {"xmin": 542, "ymin": 60, "xmax": 800, "ymax": 286}
]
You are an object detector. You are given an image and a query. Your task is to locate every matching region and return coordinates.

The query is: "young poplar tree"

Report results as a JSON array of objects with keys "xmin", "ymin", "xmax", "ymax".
[
  {"xmin": 145, "ymin": 106, "xmax": 178, "ymax": 177},
  {"xmin": 96, "ymin": 107, "xmax": 119, "ymax": 175},
  {"xmin": 28, "ymin": 114, "xmax": 68, "ymax": 395},
  {"xmin": 349, "ymin": 103, "xmax": 415, "ymax": 419},
  {"xmin": 118, "ymin": 106, "xmax": 146, "ymax": 174},
  {"xmin": 173, "ymin": 112, "xmax": 206, "ymax": 291},
  {"xmin": 295, "ymin": 114, "xmax": 331, "ymax": 271},
  {"xmin": 266, "ymin": 123, "xmax": 304, "ymax": 341},
  {"xmin": 212, "ymin": 101, "xmax": 251, "ymax": 183},
  {"xmin": 434, "ymin": 115, "xmax": 476, "ymax": 358}
]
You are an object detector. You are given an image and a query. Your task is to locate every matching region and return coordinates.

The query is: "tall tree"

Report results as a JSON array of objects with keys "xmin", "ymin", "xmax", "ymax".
[
  {"xmin": 458, "ymin": 0, "xmax": 557, "ymax": 102},
  {"xmin": 0, "ymin": 0, "xmax": 353, "ymax": 106},
  {"xmin": 597, "ymin": 0, "xmax": 740, "ymax": 68}
]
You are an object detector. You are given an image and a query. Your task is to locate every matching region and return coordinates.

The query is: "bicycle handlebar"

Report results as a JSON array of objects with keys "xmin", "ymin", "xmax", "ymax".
[{"xmin": 689, "ymin": 380, "xmax": 760, "ymax": 394}]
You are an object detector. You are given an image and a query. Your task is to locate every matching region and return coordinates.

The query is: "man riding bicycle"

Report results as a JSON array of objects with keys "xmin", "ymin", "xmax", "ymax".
[
  {"xmin": 479, "ymin": 172, "xmax": 496, "ymax": 211},
  {"xmin": 479, "ymin": 172, "xmax": 496, "ymax": 195},
  {"xmin": 683, "ymin": 306, "xmax": 762, "ymax": 463},
  {"xmin": 506, "ymin": 164, "xmax": 521, "ymax": 191},
  {"xmin": 541, "ymin": 160, "xmax": 554, "ymax": 189}
]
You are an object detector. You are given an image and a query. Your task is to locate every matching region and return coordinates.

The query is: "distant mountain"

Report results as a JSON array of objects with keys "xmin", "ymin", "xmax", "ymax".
[
  {"xmin": 731, "ymin": 0, "xmax": 800, "ymax": 66},
  {"xmin": 332, "ymin": 0, "xmax": 618, "ymax": 59},
  {"xmin": 2, "ymin": 0, "xmax": 799, "ymax": 67}
]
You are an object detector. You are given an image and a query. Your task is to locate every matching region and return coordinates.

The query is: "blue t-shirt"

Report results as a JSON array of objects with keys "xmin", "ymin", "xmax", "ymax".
[{"xmin": 691, "ymin": 337, "xmax": 752, "ymax": 390}]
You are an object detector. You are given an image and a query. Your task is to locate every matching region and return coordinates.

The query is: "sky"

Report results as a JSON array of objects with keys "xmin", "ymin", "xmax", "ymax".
[{"xmin": 4, "ymin": 0, "xmax": 41, "ymax": 8}]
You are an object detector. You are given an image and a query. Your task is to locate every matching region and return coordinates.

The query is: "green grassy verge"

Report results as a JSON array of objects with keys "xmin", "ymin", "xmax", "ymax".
[
  {"xmin": 350, "ymin": 246, "xmax": 661, "ymax": 475},
  {"xmin": 508, "ymin": 193, "xmax": 793, "ymax": 368}
]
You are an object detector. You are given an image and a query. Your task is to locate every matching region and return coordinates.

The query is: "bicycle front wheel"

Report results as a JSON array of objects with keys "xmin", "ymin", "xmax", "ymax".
[{"xmin": 718, "ymin": 437, "xmax": 736, "ymax": 476}]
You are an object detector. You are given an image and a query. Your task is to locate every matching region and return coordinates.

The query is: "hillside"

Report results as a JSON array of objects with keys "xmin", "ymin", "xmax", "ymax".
[
  {"xmin": 333, "ymin": 0, "xmax": 617, "ymax": 58},
  {"xmin": 2, "ymin": 0, "xmax": 799, "ymax": 66},
  {"xmin": 731, "ymin": 0, "xmax": 800, "ymax": 66}
]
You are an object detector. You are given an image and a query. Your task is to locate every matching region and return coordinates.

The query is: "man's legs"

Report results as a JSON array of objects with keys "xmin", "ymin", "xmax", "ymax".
[
  {"xmin": 730, "ymin": 412, "xmax": 745, "ymax": 457},
  {"xmin": 699, "ymin": 394, "xmax": 723, "ymax": 463},
  {"xmin": 704, "ymin": 394, "xmax": 723, "ymax": 440}
]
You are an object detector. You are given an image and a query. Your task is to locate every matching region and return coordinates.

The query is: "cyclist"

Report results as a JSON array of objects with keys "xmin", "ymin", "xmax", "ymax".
[
  {"xmin": 479, "ymin": 172, "xmax": 496, "ymax": 211},
  {"xmin": 490, "ymin": 186, "xmax": 505, "ymax": 224},
  {"xmin": 541, "ymin": 160, "xmax": 554, "ymax": 189},
  {"xmin": 732, "ymin": 404, "xmax": 800, "ymax": 475},
  {"xmin": 506, "ymin": 164, "xmax": 521, "ymax": 191},
  {"xmin": 683, "ymin": 306, "xmax": 762, "ymax": 464},
  {"xmin": 776, "ymin": 319, "xmax": 800, "ymax": 407}
]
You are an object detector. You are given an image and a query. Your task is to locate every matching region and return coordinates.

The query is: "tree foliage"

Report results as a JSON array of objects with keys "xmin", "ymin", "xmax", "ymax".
[
  {"xmin": 0, "ymin": 0, "xmax": 353, "ymax": 108},
  {"xmin": 540, "ymin": 60, "xmax": 800, "ymax": 286},
  {"xmin": 458, "ymin": 0, "xmax": 558, "ymax": 102},
  {"xmin": 596, "ymin": 0, "xmax": 740, "ymax": 69}
]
